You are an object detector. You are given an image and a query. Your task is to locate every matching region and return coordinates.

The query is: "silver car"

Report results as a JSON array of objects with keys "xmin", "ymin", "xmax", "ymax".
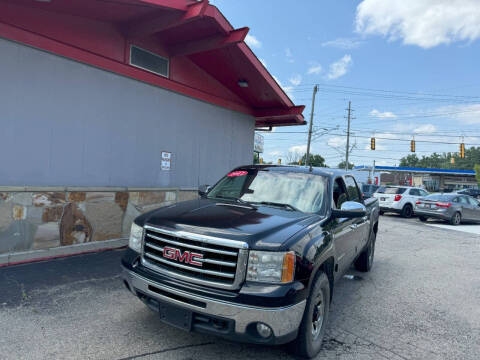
[{"xmin": 415, "ymin": 194, "xmax": 480, "ymax": 225}]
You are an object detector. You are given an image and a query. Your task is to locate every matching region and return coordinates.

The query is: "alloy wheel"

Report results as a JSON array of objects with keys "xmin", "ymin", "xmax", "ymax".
[{"xmin": 311, "ymin": 289, "xmax": 325, "ymax": 341}]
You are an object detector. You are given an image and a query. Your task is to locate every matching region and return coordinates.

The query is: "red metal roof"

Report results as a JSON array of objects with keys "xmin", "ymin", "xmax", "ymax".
[{"xmin": 0, "ymin": 0, "xmax": 305, "ymax": 126}]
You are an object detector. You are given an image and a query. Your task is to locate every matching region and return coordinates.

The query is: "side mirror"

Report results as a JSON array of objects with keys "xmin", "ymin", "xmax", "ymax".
[
  {"xmin": 332, "ymin": 201, "xmax": 367, "ymax": 219},
  {"xmin": 198, "ymin": 184, "xmax": 210, "ymax": 197}
]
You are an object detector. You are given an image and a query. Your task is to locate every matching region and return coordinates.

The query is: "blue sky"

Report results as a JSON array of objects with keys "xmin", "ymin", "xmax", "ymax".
[{"xmin": 211, "ymin": 0, "xmax": 480, "ymax": 167}]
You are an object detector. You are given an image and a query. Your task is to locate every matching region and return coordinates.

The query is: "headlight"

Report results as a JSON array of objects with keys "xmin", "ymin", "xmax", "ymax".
[
  {"xmin": 129, "ymin": 223, "xmax": 143, "ymax": 252},
  {"xmin": 246, "ymin": 251, "xmax": 295, "ymax": 284}
]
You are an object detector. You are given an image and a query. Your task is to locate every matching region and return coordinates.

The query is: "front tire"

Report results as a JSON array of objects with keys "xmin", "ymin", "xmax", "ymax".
[
  {"xmin": 419, "ymin": 216, "xmax": 428, "ymax": 222},
  {"xmin": 449, "ymin": 212, "xmax": 461, "ymax": 226},
  {"xmin": 289, "ymin": 272, "xmax": 330, "ymax": 359},
  {"xmin": 355, "ymin": 231, "xmax": 376, "ymax": 272},
  {"xmin": 401, "ymin": 204, "xmax": 413, "ymax": 218}
]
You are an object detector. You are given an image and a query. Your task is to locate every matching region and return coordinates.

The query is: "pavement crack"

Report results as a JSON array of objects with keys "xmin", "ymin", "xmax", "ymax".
[{"xmin": 115, "ymin": 342, "xmax": 215, "ymax": 360}]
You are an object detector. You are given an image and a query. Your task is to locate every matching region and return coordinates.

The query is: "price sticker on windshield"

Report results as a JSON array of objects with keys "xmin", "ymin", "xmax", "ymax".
[{"xmin": 227, "ymin": 171, "xmax": 248, "ymax": 177}]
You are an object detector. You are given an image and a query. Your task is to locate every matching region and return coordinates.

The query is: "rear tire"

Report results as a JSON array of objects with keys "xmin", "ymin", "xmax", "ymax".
[
  {"xmin": 379, "ymin": 210, "xmax": 384, "ymax": 215},
  {"xmin": 419, "ymin": 216, "xmax": 428, "ymax": 222},
  {"xmin": 401, "ymin": 204, "xmax": 413, "ymax": 218},
  {"xmin": 289, "ymin": 272, "xmax": 330, "ymax": 359},
  {"xmin": 449, "ymin": 212, "xmax": 461, "ymax": 226},
  {"xmin": 354, "ymin": 231, "xmax": 376, "ymax": 272}
]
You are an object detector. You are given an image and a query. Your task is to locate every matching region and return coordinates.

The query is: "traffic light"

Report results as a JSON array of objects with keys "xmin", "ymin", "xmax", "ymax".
[
  {"xmin": 460, "ymin": 143, "xmax": 465, "ymax": 158},
  {"xmin": 410, "ymin": 140, "xmax": 415, "ymax": 152},
  {"xmin": 370, "ymin": 137, "xmax": 375, "ymax": 150}
]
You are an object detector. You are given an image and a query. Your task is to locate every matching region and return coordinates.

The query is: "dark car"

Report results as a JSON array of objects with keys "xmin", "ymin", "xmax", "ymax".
[
  {"xmin": 415, "ymin": 193, "xmax": 480, "ymax": 225},
  {"xmin": 457, "ymin": 188, "xmax": 480, "ymax": 199},
  {"xmin": 361, "ymin": 184, "xmax": 379, "ymax": 199},
  {"xmin": 121, "ymin": 165, "xmax": 379, "ymax": 358}
]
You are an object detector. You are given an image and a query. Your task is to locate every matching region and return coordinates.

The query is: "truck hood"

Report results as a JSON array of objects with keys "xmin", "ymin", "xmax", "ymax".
[{"xmin": 139, "ymin": 198, "xmax": 322, "ymax": 250}]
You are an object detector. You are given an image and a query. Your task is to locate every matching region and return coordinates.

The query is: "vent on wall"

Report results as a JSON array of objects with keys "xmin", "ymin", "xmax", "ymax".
[{"xmin": 130, "ymin": 45, "xmax": 169, "ymax": 78}]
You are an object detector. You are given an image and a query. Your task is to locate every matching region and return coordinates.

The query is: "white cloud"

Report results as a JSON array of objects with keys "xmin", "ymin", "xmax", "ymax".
[
  {"xmin": 369, "ymin": 109, "xmax": 397, "ymax": 118},
  {"xmin": 414, "ymin": 124, "xmax": 437, "ymax": 134},
  {"xmin": 268, "ymin": 150, "xmax": 283, "ymax": 157},
  {"xmin": 328, "ymin": 136, "xmax": 346, "ymax": 148},
  {"xmin": 289, "ymin": 145, "xmax": 308, "ymax": 154},
  {"xmin": 355, "ymin": 0, "xmax": 480, "ymax": 49},
  {"xmin": 289, "ymin": 74, "xmax": 302, "ymax": 86},
  {"xmin": 307, "ymin": 64, "xmax": 323, "ymax": 75},
  {"xmin": 437, "ymin": 104, "xmax": 480, "ymax": 124},
  {"xmin": 322, "ymin": 38, "xmax": 363, "ymax": 49},
  {"xmin": 285, "ymin": 48, "xmax": 294, "ymax": 63},
  {"xmin": 326, "ymin": 55, "xmax": 352, "ymax": 80},
  {"xmin": 245, "ymin": 34, "xmax": 262, "ymax": 48}
]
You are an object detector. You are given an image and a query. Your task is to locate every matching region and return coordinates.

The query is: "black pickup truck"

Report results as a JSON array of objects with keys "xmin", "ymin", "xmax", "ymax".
[{"xmin": 122, "ymin": 165, "xmax": 379, "ymax": 358}]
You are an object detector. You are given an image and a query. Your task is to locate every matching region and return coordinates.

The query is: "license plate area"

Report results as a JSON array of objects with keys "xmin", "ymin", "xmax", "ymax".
[
  {"xmin": 380, "ymin": 197, "xmax": 386, "ymax": 201},
  {"xmin": 159, "ymin": 302, "xmax": 192, "ymax": 331}
]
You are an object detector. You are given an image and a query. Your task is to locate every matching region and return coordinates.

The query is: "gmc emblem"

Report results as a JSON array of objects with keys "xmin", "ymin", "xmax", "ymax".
[{"xmin": 163, "ymin": 246, "xmax": 203, "ymax": 267}]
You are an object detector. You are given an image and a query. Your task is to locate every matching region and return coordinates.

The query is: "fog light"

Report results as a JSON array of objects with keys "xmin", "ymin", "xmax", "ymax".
[{"xmin": 256, "ymin": 323, "xmax": 272, "ymax": 338}]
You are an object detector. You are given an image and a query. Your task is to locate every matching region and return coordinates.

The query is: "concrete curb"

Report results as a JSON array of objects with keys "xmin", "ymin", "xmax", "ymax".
[{"xmin": 0, "ymin": 238, "xmax": 128, "ymax": 267}]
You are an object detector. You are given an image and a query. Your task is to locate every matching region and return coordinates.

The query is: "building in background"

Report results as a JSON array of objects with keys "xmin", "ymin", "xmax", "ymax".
[
  {"xmin": 354, "ymin": 166, "xmax": 477, "ymax": 191},
  {"xmin": 0, "ymin": 0, "xmax": 304, "ymax": 263}
]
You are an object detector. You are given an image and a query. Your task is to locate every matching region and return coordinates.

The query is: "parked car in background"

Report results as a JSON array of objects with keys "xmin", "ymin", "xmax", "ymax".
[
  {"xmin": 415, "ymin": 194, "xmax": 480, "ymax": 225},
  {"xmin": 374, "ymin": 186, "xmax": 429, "ymax": 218},
  {"xmin": 457, "ymin": 188, "xmax": 480, "ymax": 199},
  {"xmin": 361, "ymin": 184, "xmax": 379, "ymax": 199}
]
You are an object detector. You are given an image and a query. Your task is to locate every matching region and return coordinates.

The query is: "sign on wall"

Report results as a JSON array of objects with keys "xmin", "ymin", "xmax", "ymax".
[
  {"xmin": 161, "ymin": 151, "xmax": 172, "ymax": 171},
  {"xmin": 254, "ymin": 133, "xmax": 264, "ymax": 153}
]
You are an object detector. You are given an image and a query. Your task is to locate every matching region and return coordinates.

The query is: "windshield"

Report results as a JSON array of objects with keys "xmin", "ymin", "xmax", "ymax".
[{"xmin": 207, "ymin": 169, "xmax": 328, "ymax": 213}]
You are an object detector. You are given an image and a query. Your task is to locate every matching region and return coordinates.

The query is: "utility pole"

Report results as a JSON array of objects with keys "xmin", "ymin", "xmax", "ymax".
[
  {"xmin": 373, "ymin": 160, "xmax": 376, "ymax": 184},
  {"xmin": 345, "ymin": 101, "xmax": 352, "ymax": 171},
  {"xmin": 305, "ymin": 85, "xmax": 318, "ymax": 167}
]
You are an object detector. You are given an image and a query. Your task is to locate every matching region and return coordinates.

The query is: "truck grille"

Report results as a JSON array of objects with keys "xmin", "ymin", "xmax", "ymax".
[{"xmin": 141, "ymin": 225, "xmax": 248, "ymax": 290}]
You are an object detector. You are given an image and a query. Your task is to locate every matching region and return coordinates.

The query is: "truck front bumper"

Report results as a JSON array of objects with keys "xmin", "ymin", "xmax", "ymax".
[{"xmin": 122, "ymin": 267, "xmax": 306, "ymax": 345}]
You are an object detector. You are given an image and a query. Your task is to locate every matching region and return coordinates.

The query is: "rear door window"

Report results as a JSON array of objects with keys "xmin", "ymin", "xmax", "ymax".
[
  {"xmin": 345, "ymin": 176, "xmax": 361, "ymax": 202},
  {"xmin": 409, "ymin": 189, "xmax": 420, "ymax": 196}
]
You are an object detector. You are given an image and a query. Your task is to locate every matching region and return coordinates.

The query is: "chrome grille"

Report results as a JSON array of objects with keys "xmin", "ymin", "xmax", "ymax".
[{"xmin": 141, "ymin": 225, "xmax": 248, "ymax": 290}]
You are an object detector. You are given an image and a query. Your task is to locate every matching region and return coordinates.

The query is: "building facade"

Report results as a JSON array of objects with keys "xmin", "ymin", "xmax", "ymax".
[
  {"xmin": 354, "ymin": 166, "xmax": 477, "ymax": 191},
  {"xmin": 0, "ymin": 0, "xmax": 304, "ymax": 264}
]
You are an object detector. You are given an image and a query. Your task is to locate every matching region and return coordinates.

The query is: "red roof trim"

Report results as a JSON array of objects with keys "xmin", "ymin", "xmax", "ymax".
[
  {"xmin": 0, "ymin": 21, "xmax": 254, "ymax": 116},
  {"xmin": 0, "ymin": 0, "xmax": 304, "ymax": 126}
]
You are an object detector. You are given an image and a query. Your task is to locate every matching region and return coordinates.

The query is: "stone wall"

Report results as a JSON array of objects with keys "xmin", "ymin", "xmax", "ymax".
[{"xmin": 0, "ymin": 188, "xmax": 198, "ymax": 255}]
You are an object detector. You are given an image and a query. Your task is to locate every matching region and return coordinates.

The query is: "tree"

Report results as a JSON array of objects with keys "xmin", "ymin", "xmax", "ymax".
[
  {"xmin": 475, "ymin": 164, "xmax": 480, "ymax": 186},
  {"xmin": 399, "ymin": 154, "xmax": 419, "ymax": 167},
  {"xmin": 337, "ymin": 161, "xmax": 354, "ymax": 170},
  {"xmin": 286, "ymin": 151, "xmax": 302, "ymax": 165},
  {"xmin": 299, "ymin": 154, "xmax": 327, "ymax": 167},
  {"xmin": 399, "ymin": 147, "xmax": 480, "ymax": 170}
]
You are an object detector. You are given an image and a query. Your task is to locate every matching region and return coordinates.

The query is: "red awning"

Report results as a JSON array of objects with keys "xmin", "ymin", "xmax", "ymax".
[{"xmin": 0, "ymin": 0, "xmax": 305, "ymax": 126}]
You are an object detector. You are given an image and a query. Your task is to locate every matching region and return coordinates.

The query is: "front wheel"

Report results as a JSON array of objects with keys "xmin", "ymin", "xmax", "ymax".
[{"xmin": 289, "ymin": 272, "xmax": 330, "ymax": 359}]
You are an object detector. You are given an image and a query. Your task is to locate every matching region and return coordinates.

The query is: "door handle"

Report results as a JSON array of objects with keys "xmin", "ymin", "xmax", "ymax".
[{"xmin": 350, "ymin": 224, "xmax": 357, "ymax": 230}]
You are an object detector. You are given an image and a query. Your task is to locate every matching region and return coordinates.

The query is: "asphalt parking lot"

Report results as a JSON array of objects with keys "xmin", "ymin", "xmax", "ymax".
[{"xmin": 1, "ymin": 215, "xmax": 479, "ymax": 360}]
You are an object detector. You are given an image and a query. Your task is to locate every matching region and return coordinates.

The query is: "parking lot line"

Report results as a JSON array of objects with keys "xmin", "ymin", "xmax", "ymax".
[{"xmin": 425, "ymin": 223, "xmax": 480, "ymax": 235}]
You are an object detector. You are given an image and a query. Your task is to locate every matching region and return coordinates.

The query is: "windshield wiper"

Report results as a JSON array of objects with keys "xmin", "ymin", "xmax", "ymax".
[
  {"xmin": 213, "ymin": 195, "xmax": 256, "ymax": 208},
  {"xmin": 251, "ymin": 201, "xmax": 300, "ymax": 212}
]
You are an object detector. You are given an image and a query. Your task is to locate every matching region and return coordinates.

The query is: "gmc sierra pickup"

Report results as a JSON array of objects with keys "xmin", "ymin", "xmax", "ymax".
[{"xmin": 122, "ymin": 165, "xmax": 379, "ymax": 358}]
